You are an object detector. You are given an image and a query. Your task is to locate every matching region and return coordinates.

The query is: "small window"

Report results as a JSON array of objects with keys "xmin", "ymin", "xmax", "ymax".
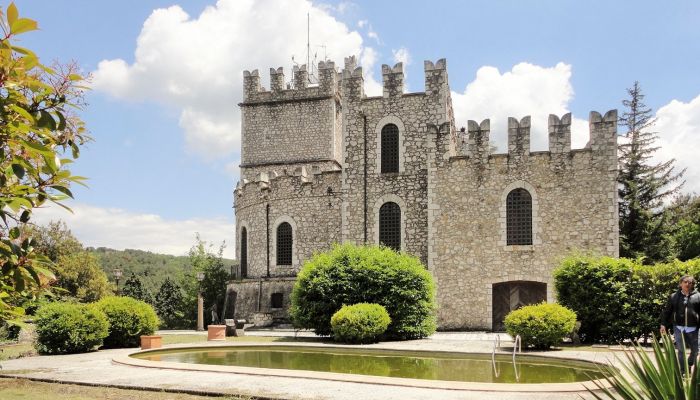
[
  {"xmin": 240, "ymin": 228, "xmax": 248, "ymax": 278},
  {"xmin": 276, "ymin": 222, "xmax": 292, "ymax": 265},
  {"xmin": 379, "ymin": 202, "xmax": 401, "ymax": 251},
  {"xmin": 506, "ymin": 188, "xmax": 533, "ymax": 245},
  {"xmin": 381, "ymin": 124, "xmax": 399, "ymax": 173},
  {"xmin": 271, "ymin": 293, "xmax": 284, "ymax": 309}
]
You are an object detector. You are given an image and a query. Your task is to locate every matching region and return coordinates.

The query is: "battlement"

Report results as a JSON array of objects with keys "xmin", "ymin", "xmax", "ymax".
[
  {"xmin": 382, "ymin": 62, "xmax": 404, "ymax": 97},
  {"xmin": 461, "ymin": 111, "xmax": 617, "ymax": 161},
  {"xmin": 242, "ymin": 60, "xmax": 339, "ymax": 103},
  {"xmin": 235, "ymin": 164, "xmax": 342, "ymax": 196}
]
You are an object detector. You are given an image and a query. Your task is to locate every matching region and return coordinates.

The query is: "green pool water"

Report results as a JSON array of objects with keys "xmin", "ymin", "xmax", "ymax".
[{"xmin": 132, "ymin": 345, "xmax": 609, "ymax": 384}]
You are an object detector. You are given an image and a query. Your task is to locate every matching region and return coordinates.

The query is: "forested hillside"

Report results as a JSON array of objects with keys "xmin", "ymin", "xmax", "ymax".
[{"xmin": 88, "ymin": 247, "xmax": 237, "ymax": 294}]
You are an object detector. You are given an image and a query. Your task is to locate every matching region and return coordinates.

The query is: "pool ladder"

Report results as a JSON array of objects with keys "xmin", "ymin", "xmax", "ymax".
[{"xmin": 492, "ymin": 334, "xmax": 522, "ymax": 381}]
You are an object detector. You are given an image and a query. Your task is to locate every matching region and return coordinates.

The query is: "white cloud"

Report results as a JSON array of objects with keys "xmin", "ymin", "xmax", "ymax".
[
  {"xmin": 451, "ymin": 62, "xmax": 590, "ymax": 152},
  {"xmin": 93, "ymin": 0, "xmax": 364, "ymax": 161},
  {"xmin": 32, "ymin": 203, "xmax": 235, "ymax": 259},
  {"xmin": 392, "ymin": 47, "xmax": 411, "ymax": 66},
  {"xmin": 655, "ymin": 94, "xmax": 700, "ymax": 195},
  {"xmin": 360, "ymin": 47, "xmax": 382, "ymax": 96}
]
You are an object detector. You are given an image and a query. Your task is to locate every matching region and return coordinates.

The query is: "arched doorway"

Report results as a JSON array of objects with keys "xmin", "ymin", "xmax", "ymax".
[{"xmin": 492, "ymin": 281, "xmax": 546, "ymax": 331}]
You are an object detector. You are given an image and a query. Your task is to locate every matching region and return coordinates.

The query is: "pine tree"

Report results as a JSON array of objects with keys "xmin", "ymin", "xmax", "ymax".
[
  {"xmin": 121, "ymin": 273, "xmax": 153, "ymax": 304},
  {"xmin": 618, "ymin": 82, "xmax": 685, "ymax": 262},
  {"xmin": 155, "ymin": 277, "xmax": 185, "ymax": 329}
]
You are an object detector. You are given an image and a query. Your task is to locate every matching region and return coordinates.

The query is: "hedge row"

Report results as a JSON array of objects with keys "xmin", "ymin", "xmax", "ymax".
[{"xmin": 554, "ymin": 255, "xmax": 700, "ymax": 344}]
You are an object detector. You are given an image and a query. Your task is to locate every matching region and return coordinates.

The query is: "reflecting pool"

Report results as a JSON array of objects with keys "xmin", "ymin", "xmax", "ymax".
[{"xmin": 132, "ymin": 345, "xmax": 609, "ymax": 384}]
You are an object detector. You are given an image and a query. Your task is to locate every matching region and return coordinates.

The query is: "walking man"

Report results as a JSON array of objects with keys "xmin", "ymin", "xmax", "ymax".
[{"xmin": 660, "ymin": 275, "xmax": 700, "ymax": 373}]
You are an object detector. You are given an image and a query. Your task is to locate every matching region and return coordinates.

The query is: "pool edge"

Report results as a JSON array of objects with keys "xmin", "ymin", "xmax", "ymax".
[{"xmin": 112, "ymin": 342, "xmax": 612, "ymax": 393}]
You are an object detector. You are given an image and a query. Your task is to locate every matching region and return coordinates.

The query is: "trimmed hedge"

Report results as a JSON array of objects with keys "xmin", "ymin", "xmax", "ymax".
[
  {"xmin": 504, "ymin": 302, "xmax": 576, "ymax": 350},
  {"xmin": 331, "ymin": 303, "xmax": 391, "ymax": 344},
  {"xmin": 95, "ymin": 296, "xmax": 159, "ymax": 348},
  {"xmin": 554, "ymin": 255, "xmax": 700, "ymax": 344},
  {"xmin": 34, "ymin": 302, "xmax": 109, "ymax": 354},
  {"xmin": 291, "ymin": 243, "xmax": 436, "ymax": 340}
]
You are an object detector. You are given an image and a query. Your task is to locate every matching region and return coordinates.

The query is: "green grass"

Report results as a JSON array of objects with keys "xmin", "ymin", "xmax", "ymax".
[
  {"xmin": 0, "ymin": 378, "xmax": 252, "ymax": 400},
  {"xmin": 0, "ymin": 343, "xmax": 35, "ymax": 360}
]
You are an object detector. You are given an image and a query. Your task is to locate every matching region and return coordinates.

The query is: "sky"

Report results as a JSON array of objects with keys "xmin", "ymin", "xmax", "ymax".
[{"xmin": 8, "ymin": 0, "xmax": 700, "ymax": 259}]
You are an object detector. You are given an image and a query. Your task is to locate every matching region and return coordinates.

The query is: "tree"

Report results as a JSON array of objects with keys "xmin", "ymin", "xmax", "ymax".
[
  {"xmin": 26, "ymin": 220, "xmax": 82, "ymax": 262},
  {"xmin": 180, "ymin": 234, "xmax": 229, "ymax": 327},
  {"xmin": 55, "ymin": 251, "xmax": 110, "ymax": 303},
  {"xmin": 666, "ymin": 194, "xmax": 700, "ymax": 261},
  {"xmin": 0, "ymin": 3, "xmax": 90, "ymax": 320},
  {"xmin": 154, "ymin": 277, "xmax": 185, "ymax": 329},
  {"xmin": 618, "ymin": 82, "xmax": 684, "ymax": 262},
  {"xmin": 121, "ymin": 273, "xmax": 153, "ymax": 304}
]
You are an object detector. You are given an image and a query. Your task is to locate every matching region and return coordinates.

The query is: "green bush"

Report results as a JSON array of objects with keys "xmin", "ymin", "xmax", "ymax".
[
  {"xmin": 34, "ymin": 302, "xmax": 108, "ymax": 354},
  {"xmin": 504, "ymin": 302, "xmax": 576, "ymax": 350},
  {"xmin": 554, "ymin": 255, "xmax": 700, "ymax": 344},
  {"xmin": 95, "ymin": 296, "xmax": 159, "ymax": 348},
  {"xmin": 331, "ymin": 303, "xmax": 391, "ymax": 344},
  {"xmin": 291, "ymin": 243, "xmax": 436, "ymax": 340}
]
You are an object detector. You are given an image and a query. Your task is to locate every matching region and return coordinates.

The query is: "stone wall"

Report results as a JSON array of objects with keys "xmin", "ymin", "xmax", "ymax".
[
  {"xmin": 428, "ymin": 111, "xmax": 619, "ymax": 329},
  {"xmin": 240, "ymin": 62, "xmax": 341, "ymax": 178},
  {"xmin": 226, "ymin": 277, "xmax": 296, "ymax": 322},
  {"xmin": 234, "ymin": 169, "xmax": 342, "ymax": 279}
]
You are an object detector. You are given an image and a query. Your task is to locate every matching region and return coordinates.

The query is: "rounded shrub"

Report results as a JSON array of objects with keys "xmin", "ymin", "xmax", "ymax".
[
  {"xmin": 331, "ymin": 303, "xmax": 391, "ymax": 344},
  {"xmin": 34, "ymin": 302, "xmax": 109, "ymax": 354},
  {"xmin": 291, "ymin": 243, "xmax": 436, "ymax": 340},
  {"xmin": 95, "ymin": 296, "xmax": 159, "ymax": 348},
  {"xmin": 504, "ymin": 302, "xmax": 576, "ymax": 350}
]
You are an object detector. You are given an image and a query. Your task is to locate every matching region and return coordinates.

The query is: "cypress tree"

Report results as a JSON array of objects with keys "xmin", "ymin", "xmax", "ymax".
[{"xmin": 618, "ymin": 82, "xmax": 685, "ymax": 262}]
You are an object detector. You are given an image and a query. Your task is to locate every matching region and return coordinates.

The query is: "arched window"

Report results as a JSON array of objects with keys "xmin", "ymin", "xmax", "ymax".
[
  {"xmin": 240, "ymin": 228, "xmax": 248, "ymax": 278},
  {"xmin": 379, "ymin": 202, "xmax": 401, "ymax": 251},
  {"xmin": 276, "ymin": 222, "xmax": 293, "ymax": 265},
  {"xmin": 381, "ymin": 124, "xmax": 399, "ymax": 173},
  {"xmin": 506, "ymin": 188, "xmax": 533, "ymax": 245}
]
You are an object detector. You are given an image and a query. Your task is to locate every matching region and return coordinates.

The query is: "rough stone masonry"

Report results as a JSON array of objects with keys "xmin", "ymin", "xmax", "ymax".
[{"xmin": 229, "ymin": 56, "xmax": 618, "ymax": 330}]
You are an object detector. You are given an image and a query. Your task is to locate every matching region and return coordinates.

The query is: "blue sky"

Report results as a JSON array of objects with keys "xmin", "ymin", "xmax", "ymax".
[{"xmin": 10, "ymin": 0, "xmax": 700, "ymax": 258}]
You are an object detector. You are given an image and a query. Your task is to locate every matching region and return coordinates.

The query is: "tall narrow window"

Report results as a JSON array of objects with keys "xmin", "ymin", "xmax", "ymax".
[
  {"xmin": 506, "ymin": 188, "xmax": 533, "ymax": 245},
  {"xmin": 381, "ymin": 124, "xmax": 399, "ymax": 173},
  {"xmin": 240, "ymin": 228, "xmax": 248, "ymax": 278},
  {"xmin": 276, "ymin": 222, "xmax": 292, "ymax": 265},
  {"xmin": 379, "ymin": 202, "xmax": 401, "ymax": 251}
]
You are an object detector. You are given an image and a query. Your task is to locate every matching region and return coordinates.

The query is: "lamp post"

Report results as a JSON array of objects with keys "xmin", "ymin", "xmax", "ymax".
[
  {"xmin": 113, "ymin": 268, "xmax": 123, "ymax": 295},
  {"xmin": 196, "ymin": 271, "xmax": 205, "ymax": 331}
]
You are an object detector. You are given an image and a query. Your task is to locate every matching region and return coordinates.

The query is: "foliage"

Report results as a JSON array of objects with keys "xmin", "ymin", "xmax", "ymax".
[
  {"xmin": 503, "ymin": 302, "xmax": 576, "ymax": 350},
  {"xmin": 0, "ymin": 3, "xmax": 90, "ymax": 321},
  {"xmin": 554, "ymin": 254, "xmax": 700, "ymax": 344},
  {"xmin": 330, "ymin": 303, "xmax": 391, "ymax": 344},
  {"xmin": 618, "ymin": 82, "xmax": 684, "ymax": 263},
  {"xmin": 34, "ymin": 302, "xmax": 108, "ymax": 354},
  {"xmin": 154, "ymin": 277, "xmax": 186, "ymax": 329},
  {"xmin": 54, "ymin": 251, "xmax": 109, "ymax": 302},
  {"xmin": 589, "ymin": 334, "xmax": 700, "ymax": 400},
  {"xmin": 89, "ymin": 247, "xmax": 236, "ymax": 298},
  {"xmin": 290, "ymin": 243, "xmax": 437, "ymax": 340},
  {"xmin": 121, "ymin": 272, "xmax": 153, "ymax": 304},
  {"xmin": 666, "ymin": 194, "xmax": 700, "ymax": 261},
  {"xmin": 25, "ymin": 220, "xmax": 82, "ymax": 263},
  {"xmin": 95, "ymin": 296, "xmax": 159, "ymax": 348},
  {"xmin": 180, "ymin": 234, "xmax": 230, "ymax": 327}
]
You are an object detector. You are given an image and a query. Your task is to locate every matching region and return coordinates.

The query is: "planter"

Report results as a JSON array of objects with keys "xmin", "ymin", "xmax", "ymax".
[
  {"xmin": 140, "ymin": 335, "xmax": 162, "ymax": 349},
  {"xmin": 207, "ymin": 324, "xmax": 226, "ymax": 341}
]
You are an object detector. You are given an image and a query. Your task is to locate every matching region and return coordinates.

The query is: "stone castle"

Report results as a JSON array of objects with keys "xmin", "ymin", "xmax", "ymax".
[{"xmin": 229, "ymin": 56, "xmax": 619, "ymax": 330}]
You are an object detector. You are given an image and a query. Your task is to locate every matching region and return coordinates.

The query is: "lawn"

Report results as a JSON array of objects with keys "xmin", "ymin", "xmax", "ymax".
[{"xmin": 0, "ymin": 378, "xmax": 253, "ymax": 400}]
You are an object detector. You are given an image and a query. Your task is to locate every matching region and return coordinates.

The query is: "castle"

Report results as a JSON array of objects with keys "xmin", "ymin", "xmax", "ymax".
[{"xmin": 229, "ymin": 56, "xmax": 619, "ymax": 330}]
